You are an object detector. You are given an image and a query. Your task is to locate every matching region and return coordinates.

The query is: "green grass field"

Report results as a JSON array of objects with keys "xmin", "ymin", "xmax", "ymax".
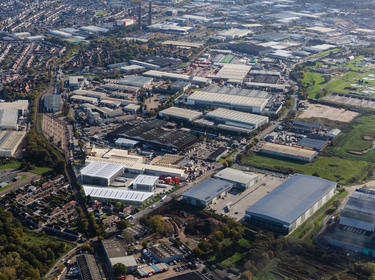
[
  {"xmin": 220, "ymin": 55, "xmax": 234, "ymax": 64},
  {"xmin": 220, "ymin": 252, "xmax": 243, "ymax": 267},
  {"xmin": 302, "ymin": 72, "xmax": 325, "ymax": 98},
  {"xmin": 326, "ymin": 114, "xmax": 375, "ymax": 162},
  {"xmin": 0, "ymin": 160, "xmax": 21, "ymax": 170},
  {"xmin": 95, "ymin": 10, "xmax": 107, "ymax": 16},
  {"xmin": 242, "ymin": 154, "xmax": 370, "ymax": 185}
]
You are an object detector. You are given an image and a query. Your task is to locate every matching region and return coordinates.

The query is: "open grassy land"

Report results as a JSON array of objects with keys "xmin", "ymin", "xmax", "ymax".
[
  {"xmin": 241, "ymin": 154, "xmax": 371, "ymax": 185},
  {"xmin": 300, "ymin": 55, "xmax": 375, "ymax": 98},
  {"xmin": 325, "ymin": 114, "xmax": 375, "ymax": 162},
  {"xmin": 95, "ymin": 10, "xmax": 107, "ymax": 15},
  {"xmin": 302, "ymin": 72, "xmax": 326, "ymax": 98}
]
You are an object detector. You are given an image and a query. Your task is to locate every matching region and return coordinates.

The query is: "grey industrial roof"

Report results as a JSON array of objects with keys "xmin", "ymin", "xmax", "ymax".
[
  {"xmin": 246, "ymin": 174, "xmax": 336, "ymax": 225},
  {"xmin": 206, "ymin": 108, "xmax": 269, "ymax": 127},
  {"xmin": 159, "ymin": 106, "xmax": 202, "ymax": 120},
  {"xmin": 342, "ymin": 189, "xmax": 375, "ymax": 219},
  {"xmin": 0, "ymin": 109, "xmax": 18, "ymax": 128},
  {"xmin": 80, "ymin": 161, "xmax": 124, "ymax": 179},
  {"xmin": 118, "ymin": 75, "xmax": 153, "ymax": 87},
  {"xmin": 183, "ymin": 178, "xmax": 233, "ymax": 203},
  {"xmin": 214, "ymin": 168, "xmax": 258, "ymax": 185},
  {"xmin": 44, "ymin": 94, "xmax": 62, "ymax": 110},
  {"xmin": 133, "ymin": 175, "xmax": 159, "ymax": 186},
  {"xmin": 83, "ymin": 186, "xmax": 153, "ymax": 203},
  {"xmin": 297, "ymin": 137, "xmax": 328, "ymax": 150}
]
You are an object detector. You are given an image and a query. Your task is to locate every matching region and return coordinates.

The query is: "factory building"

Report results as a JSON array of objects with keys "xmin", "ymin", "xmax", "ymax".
[
  {"xmin": 182, "ymin": 178, "xmax": 233, "ymax": 208},
  {"xmin": 214, "ymin": 168, "xmax": 258, "ymax": 190},
  {"xmin": 209, "ymin": 64, "xmax": 252, "ymax": 84},
  {"xmin": 143, "ymin": 70, "xmax": 211, "ymax": 85},
  {"xmin": 340, "ymin": 189, "xmax": 375, "ymax": 232},
  {"xmin": 0, "ymin": 131, "xmax": 26, "ymax": 157},
  {"xmin": 43, "ymin": 94, "xmax": 62, "ymax": 113},
  {"xmin": 159, "ymin": 106, "xmax": 202, "ymax": 121},
  {"xmin": 71, "ymin": 95, "xmax": 98, "ymax": 105},
  {"xmin": 132, "ymin": 175, "xmax": 158, "ymax": 192},
  {"xmin": 101, "ymin": 239, "xmax": 138, "ymax": 272},
  {"xmin": 143, "ymin": 243, "xmax": 183, "ymax": 263},
  {"xmin": 80, "ymin": 161, "xmax": 124, "ymax": 186},
  {"xmin": 0, "ymin": 109, "xmax": 18, "ymax": 130},
  {"xmin": 76, "ymin": 254, "xmax": 103, "ymax": 280},
  {"xmin": 259, "ymin": 142, "xmax": 318, "ymax": 162},
  {"xmin": 116, "ymin": 75, "xmax": 154, "ymax": 88},
  {"xmin": 73, "ymin": 89, "xmax": 107, "ymax": 100},
  {"xmin": 246, "ymin": 174, "xmax": 337, "ymax": 235},
  {"xmin": 206, "ymin": 108, "xmax": 269, "ymax": 129},
  {"xmin": 186, "ymin": 91, "xmax": 269, "ymax": 113},
  {"xmin": 0, "ymin": 100, "xmax": 29, "ymax": 115},
  {"xmin": 84, "ymin": 186, "xmax": 153, "ymax": 205}
]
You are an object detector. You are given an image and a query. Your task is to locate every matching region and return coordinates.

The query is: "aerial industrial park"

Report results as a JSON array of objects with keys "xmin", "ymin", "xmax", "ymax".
[{"xmin": 0, "ymin": 0, "xmax": 375, "ymax": 279}]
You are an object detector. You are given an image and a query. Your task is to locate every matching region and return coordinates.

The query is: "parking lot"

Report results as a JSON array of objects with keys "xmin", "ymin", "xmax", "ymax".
[{"xmin": 210, "ymin": 173, "xmax": 285, "ymax": 221}]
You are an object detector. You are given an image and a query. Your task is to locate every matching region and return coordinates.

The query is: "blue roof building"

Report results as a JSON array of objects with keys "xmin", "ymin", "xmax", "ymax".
[
  {"xmin": 182, "ymin": 178, "xmax": 233, "ymax": 208},
  {"xmin": 246, "ymin": 174, "xmax": 337, "ymax": 235}
]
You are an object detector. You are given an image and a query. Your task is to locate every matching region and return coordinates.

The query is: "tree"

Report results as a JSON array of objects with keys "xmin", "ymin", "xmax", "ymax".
[
  {"xmin": 113, "ymin": 263, "xmax": 127, "ymax": 277},
  {"xmin": 116, "ymin": 220, "xmax": 129, "ymax": 231}
]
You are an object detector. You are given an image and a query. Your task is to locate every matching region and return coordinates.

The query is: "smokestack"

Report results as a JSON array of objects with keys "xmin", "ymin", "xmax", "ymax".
[
  {"xmin": 138, "ymin": 2, "xmax": 142, "ymax": 30},
  {"xmin": 148, "ymin": 1, "xmax": 152, "ymax": 26}
]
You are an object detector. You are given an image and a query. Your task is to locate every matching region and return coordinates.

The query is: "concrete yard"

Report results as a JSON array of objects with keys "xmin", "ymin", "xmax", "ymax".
[
  {"xmin": 209, "ymin": 174, "xmax": 285, "ymax": 221},
  {"xmin": 298, "ymin": 103, "xmax": 359, "ymax": 123}
]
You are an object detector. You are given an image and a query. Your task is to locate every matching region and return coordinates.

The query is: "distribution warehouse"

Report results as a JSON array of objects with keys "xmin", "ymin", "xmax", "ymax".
[
  {"xmin": 339, "ymin": 189, "xmax": 375, "ymax": 232},
  {"xmin": 186, "ymin": 90, "xmax": 269, "ymax": 113},
  {"xmin": 83, "ymin": 186, "xmax": 153, "ymax": 205},
  {"xmin": 159, "ymin": 106, "xmax": 202, "ymax": 121},
  {"xmin": 246, "ymin": 174, "xmax": 337, "ymax": 235},
  {"xmin": 206, "ymin": 108, "xmax": 269, "ymax": 129},
  {"xmin": 258, "ymin": 142, "xmax": 318, "ymax": 162},
  {"xmin": 80, "ymin": 161, "xmax": 124, "ymax": 186},
  {"xmin": 213, "ymin": 168, "xmax": 258, "ymax": 190},
  {"xmin": 182, "ymin": 178, "xmax": 233, "ymax": 208}
]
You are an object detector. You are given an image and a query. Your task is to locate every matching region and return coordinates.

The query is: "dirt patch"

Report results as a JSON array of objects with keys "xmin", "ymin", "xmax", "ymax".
[
  {"xmin": 363, "ymin": 136, "xmax": 373, "ymax": 141},
  {"xmin": 348, "ymin": 151, "xmax": 364, "ymax": 155},
  {"xmin": 298, "ymin": 103, "xmax": 359, "ymax": 123}
]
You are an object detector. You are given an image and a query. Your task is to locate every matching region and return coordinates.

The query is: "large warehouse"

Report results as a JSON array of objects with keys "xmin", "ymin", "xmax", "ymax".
[
  {"xmin": 84, "ymin": 186, "xmax": 153, "ymax": 205},
  {"xmin": 186, "ymin": 91, "xmax": 269, "ymax": 113},
  {"xmin": 80, "ymin": 161, "xmax": 124, "ymax": 186},
  {"xmin": 246, "ymin": 174, "xmax": 337, "ymax": 235},
  {"xmin": 214, "ymin": 168, "xmax": 258, "ymax": 190},
  {"xmin": 182, "ymin": 178, "xmax": 233, "ymax": 208},
  {"xmin": 132, "ymin": 175, "xmax": 158, "ymax": 192},
  {"xmin": 159, "ymin": 106, "xmax": 203, "ymax": 121},
  {"xmin": 259, "ymin": 142, "xmax": 318, "ymax": 162},
  {"xmin": 206, "ymin": 108, "xmax": 269, "ymax": 129},
  {"xmin": 209, "ymin": 64, "xmax": 252, "ymax": 84},
  {"xmin": 0, "ymin": 131, "xmax": 26, "ymax": 157},
  {"xmin": 0, "ymin": 109, "xmax": 18, "ymax": 130},
  {"xmin": 339, "ymin": 189, "xmax": 375, "ymax": 232}
]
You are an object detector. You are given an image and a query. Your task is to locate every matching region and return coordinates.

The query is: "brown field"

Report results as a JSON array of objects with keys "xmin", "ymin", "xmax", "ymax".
[{"xmin": 298, "ymin": 103, "xmax": 359, "ymax": 123}]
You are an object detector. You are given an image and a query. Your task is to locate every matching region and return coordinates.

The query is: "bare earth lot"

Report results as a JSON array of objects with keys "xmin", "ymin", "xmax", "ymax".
[{"xmin": 298, "ymin": 103, "xmax": 359, "ymax": 123}]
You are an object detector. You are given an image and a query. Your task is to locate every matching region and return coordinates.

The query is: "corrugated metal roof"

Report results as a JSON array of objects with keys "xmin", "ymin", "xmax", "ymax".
[
  {"xmin": 183, "ymin": 178, "xmax": 233, "ymax": 203},
  {"xmin": 214, "ymin": 168, "xmax": 258, "ymax": 185},
  {"xmin": 80, "ymin": 161, "xmax": 124, "ymax": 179},
  {"xmin": 83, "ymin": 185, "xmax": 153, "ymax": 203},
  {"xmin": 246, "ymin": 174, "xmax": 336, "ymax": 225}
]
